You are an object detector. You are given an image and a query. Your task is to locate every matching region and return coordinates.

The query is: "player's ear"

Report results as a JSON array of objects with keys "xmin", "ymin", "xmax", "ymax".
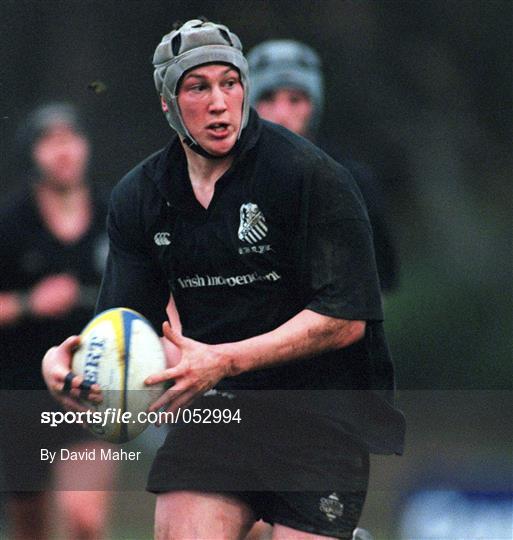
[{"xmin": 160, "ymin": 95, "xmax": 169, "ymax": 113}]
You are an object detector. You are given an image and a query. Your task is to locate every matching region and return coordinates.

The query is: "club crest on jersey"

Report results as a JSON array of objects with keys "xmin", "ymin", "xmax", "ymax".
[
  {"xmin": 238, "ymin": 203, "xmax": 268, "ymax": 244},
  {"xmin": 319, "ymin": 493, "xmax": 344, "ymax": 522}
]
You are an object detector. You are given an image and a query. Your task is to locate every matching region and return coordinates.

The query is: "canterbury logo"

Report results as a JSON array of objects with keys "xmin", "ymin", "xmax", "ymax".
[
  {"xmin": 154, "ymin": 232, "xmax": 171, "ymax": 246},
  {"xmin": 238, "ymin": 203, "xmax": 268, "ymax": 244}
]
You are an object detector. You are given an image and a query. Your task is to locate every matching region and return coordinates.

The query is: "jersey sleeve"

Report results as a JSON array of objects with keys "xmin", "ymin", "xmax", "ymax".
[
  {"xmin": 95, "ymin": 180, "xmax": 169, "ymax": 334},
  {"xmin": 347, "ymin": 161, "xmax": 400, "ymax": 293},
  {"xmin": 301, "ymin": 158, "xmax": 384, "ymax": 321}
]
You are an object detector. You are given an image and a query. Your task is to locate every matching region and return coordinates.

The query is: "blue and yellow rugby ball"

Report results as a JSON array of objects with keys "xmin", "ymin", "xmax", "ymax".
[{"xmin": 72, "ymin": 308, "xmax": 166, "ymax": 443}]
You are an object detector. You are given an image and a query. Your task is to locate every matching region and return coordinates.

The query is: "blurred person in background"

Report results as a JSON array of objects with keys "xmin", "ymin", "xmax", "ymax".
[
  {"xmin": 0, "ymin": 103, "xmax": 115, "ymax": 539},
  {"xmin": 247, "ymin": 40, "xmax": 399, "ymax": 295}
]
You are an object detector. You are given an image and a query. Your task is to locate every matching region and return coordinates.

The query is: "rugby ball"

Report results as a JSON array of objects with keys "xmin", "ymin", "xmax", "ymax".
[{"xmin": 72, "ymin": 308, "xmax": 166, "ymax": 443}]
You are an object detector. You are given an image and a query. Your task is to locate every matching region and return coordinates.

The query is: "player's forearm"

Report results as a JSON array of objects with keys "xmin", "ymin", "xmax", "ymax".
[{"xmin": 215, "ymin": 309, "xmax": 365, "ymax": 377}]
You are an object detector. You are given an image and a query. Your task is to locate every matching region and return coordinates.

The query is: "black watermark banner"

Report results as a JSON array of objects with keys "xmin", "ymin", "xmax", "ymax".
[{"xmin": 0, "ymin": 389, "xmax": 510, "ymax": 492}]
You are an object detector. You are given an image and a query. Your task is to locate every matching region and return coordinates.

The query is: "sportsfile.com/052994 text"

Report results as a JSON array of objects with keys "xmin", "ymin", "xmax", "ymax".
[{"xmin": 41, "ymin": 407, "xmax": 242, "ymax": 428}]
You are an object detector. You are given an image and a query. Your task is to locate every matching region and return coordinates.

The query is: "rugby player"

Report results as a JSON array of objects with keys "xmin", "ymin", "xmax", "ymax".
[{"xmin": 43, "ymin": 19, "xmax": 404, "ymax": 539}]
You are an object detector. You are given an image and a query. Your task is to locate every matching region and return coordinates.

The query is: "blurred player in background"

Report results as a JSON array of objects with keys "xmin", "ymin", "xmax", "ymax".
[
  {"xmin": 42, "ymin": 19, "xmax": 404, "ymax": 540},
  {"xmin": 0, "ymin": 103, "xmax": 115, "ymax": 539},
  {"xmin": 247, "ymin": 40, "xmax": 399, "ymax": 295}
]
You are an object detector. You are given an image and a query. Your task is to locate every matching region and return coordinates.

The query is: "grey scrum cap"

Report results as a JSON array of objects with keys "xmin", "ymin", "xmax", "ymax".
[{"xmin": 153, "ymin": 19, "xmax": 250, "ymax": 151}]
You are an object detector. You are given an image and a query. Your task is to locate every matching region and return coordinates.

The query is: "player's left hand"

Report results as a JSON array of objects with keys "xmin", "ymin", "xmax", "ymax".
[{"xmin": 145, "ymin": 321, "xmax": 230, "ymax": 416}]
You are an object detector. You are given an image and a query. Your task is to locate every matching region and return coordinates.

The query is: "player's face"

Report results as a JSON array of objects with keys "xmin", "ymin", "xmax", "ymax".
[
  {"xmin": 176, "ymin": 64, "xmax": 244, "ymax": 156},
  {"xmin": 256, "ymin": 88, "xmax": 313, "ymax": 137},
  {"xmin": 32, "ymin": 124, "xmax": 89, "ymax": 188}
]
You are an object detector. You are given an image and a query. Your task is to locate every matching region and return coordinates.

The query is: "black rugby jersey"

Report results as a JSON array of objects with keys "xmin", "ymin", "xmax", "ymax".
[
  {"xmin": 97, "ymin": 110, "xmax": 405, "ymax": 454},
  {"xmin": 318, "ymin": 138, "xmax": 400, "ymax": 294},
  {"xmin": 0, "ymin": 187, "xmax": 109, "ymax": 390}
]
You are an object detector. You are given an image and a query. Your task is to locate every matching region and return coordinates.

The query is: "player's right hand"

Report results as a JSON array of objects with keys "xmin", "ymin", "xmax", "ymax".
[{"xmin": 42, "ymin": 335, "xmax": 102, "ymax": 412}]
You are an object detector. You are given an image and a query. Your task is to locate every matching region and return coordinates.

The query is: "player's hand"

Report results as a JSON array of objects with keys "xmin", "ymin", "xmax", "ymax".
[
  {"xmin": 42, "ymin": 335, "xmax": 102, "ymax": 412},
  {"xmin": 30, "ymin": 274, "xmax": 80, "ymax": 317},
  {"xmin": 145, "ymin": 321, "xmax": 230, "ymax": 416}
]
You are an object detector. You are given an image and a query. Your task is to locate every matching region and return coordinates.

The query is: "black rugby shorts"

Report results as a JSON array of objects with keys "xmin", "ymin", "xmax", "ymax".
[{"xmin": 147, "ymin": 390, "xmax": 369, "ymax": 538}]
